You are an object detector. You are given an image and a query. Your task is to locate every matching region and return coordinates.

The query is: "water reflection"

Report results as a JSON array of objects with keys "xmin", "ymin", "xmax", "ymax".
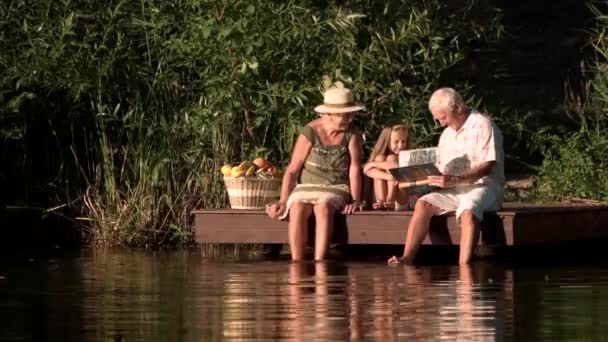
[
  {"xmin": 284, "ymin": 262, "xmax": 353, "ymax": 341},
  {"xmin": 4, "ymin": 249, "xmax": 608, "ymax": 341},
  {"xmin": 205, "ymin": 260, "xmax": 512, "ymax": 341},
  {"xmin": 344, "ymin": 262, "xmax": 512, "ymax": 341}
]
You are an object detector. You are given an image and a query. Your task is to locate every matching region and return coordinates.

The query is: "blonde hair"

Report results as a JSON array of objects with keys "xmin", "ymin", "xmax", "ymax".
[
  {"xmin": 428, "ymin": 87, "xmax": 464, "ymax": 112},
  {"xmin": 368, "ymin": 125, "xmax": 410, "ymax": 162}
]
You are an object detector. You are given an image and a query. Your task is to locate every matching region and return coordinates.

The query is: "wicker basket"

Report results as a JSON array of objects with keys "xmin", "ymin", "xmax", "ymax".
[{"xmin": 223, "ymin": 176, "xmax": 282, "ymax": 209}]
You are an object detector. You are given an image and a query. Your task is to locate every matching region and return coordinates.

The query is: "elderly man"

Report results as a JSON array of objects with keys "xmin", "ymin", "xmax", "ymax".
[{"xmin": 388, "ymin": 87, "xmax": 505, "ymax": 265}]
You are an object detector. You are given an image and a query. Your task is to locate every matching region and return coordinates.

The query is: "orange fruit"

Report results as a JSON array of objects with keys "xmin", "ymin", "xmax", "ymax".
[
  {"xmin": 252, "ymin": 157, "xmax": 267, "ymax": 169},
  {"xmin": 266, "ymin": 166, "xmax": 279, "ymax": 176}
]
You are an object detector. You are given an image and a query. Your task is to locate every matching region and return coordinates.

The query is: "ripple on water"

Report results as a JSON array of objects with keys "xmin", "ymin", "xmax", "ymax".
[{"xmin": 3, "ymin": 251, "xmax": 608, "ymax": 341}]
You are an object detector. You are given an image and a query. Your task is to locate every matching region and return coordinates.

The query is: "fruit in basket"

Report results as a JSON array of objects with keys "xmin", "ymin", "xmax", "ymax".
[
  {"xmin": 245, "ymin": 165, "xmax": 256, "ymax": 176},
  {"xmin": 252, "ymin": 157, "xmax": 268, "ymax": 169},
  {"xmin": 221, "ymin": 164, "xmax": 233, "ymax": 176},
  {"xmin": 252, "ymin": 163, "xmax": 281, "ymax": 178},
  {"xmin": 265, "ymin": 165, "xmax": 281, "ymax": 177},
  {"xmin": 230, "ymin": 166, "xmax": 246, "ymax": 177},
  {"xmin": 237, "ymin": 161, "xmax": 252, "ymax": 169},
  {"xmin": 222, "ymin": 160, "xmax": 280, "ymax": 178}
]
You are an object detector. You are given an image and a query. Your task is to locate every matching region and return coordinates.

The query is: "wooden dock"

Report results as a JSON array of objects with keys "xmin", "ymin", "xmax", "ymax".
[{"xmin": 192, "ymin": 203, "xmax": 608, "ymax": 246}]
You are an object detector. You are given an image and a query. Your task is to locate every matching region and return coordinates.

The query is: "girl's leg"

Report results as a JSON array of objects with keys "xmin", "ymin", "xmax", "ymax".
[
  {"xmin": 384, "ymin": 154, "xmax": 399, "ymax": 209},
  {"xmin": 373, "ymin": 155, "xmax": 388, "ymax": 209},
  {"xmin": 312, "ymin": 201, "xmax": 336, "ymax": 261},
  {"xmin": 393, "ymin": 188, "xmax": 409, "ymax": 211},
  {"xmin": 288, "ymin": 202, "xmax": 314, "ymax": 261}
]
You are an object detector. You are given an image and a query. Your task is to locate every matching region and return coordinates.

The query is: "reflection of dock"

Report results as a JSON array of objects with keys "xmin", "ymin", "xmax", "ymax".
[
  {"xmin": 206, "ymin": 262, "xmax": 516, "ymax": 341},
  {"xmin": 192, "ymin": 203, "xmax": 608, "ymax": 246}
]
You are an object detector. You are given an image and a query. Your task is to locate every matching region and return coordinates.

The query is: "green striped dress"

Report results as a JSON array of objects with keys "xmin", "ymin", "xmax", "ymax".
[{"xmin": 280, "ymin": 125, "xmax": 353, "ymax": 219}]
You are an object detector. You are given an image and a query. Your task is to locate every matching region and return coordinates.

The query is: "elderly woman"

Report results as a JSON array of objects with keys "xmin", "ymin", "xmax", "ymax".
[{"xmin": 266, "ymin": 87, "xmax": 364, "ymax": 261}]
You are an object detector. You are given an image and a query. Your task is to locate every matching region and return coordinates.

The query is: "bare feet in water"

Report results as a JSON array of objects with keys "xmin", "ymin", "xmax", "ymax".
[{"xmin": 387, "ymin": 255, "xmax": 410, "ymax": 265}]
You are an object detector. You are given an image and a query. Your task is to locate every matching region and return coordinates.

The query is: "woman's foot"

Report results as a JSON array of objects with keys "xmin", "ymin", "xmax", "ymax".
[{"xmin": 387, "ymin": 255, "xmax": 411, "ymax": 265}]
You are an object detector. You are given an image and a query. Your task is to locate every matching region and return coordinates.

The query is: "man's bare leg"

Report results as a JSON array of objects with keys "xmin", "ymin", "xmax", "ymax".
[
  {"xmin": 457, "ymin": 264, "xmax": 474, "ymax": 332},
  {"xmin": 288, "ymin": 202, "xmax": 313, "ymax": 261},
  {"xmin": 458, "ymin": 210, "xmax": 481, "ymax": 265},
  {"xmin": 387, "ymin": 200, "xmax": 440, "ymax": 265},
  {"xmin": 313, "ymin": 202, "xmax": 335, "ymax": 261}
]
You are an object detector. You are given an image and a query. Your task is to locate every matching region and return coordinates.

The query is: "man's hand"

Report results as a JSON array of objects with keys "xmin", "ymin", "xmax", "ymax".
[{"xmin": 428, "ymin": 175, "xmax": 461, "ymax": 188}]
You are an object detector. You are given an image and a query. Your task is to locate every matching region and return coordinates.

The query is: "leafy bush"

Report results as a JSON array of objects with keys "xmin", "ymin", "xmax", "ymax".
[
  {"xmin": 536, "ymin": 128, "xmax": 608, "ymax": 200},
  {"xmin": 0, "ymin": 0, "xmax": 502, "ymax": 245},
  {"xmin": 535, "ymin": 4, "xmax": 608, "ymax": 201}
]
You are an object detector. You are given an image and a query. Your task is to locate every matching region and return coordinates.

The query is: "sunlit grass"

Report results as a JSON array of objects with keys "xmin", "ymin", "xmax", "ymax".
[{"xmin": 0, "ymin": 0, "xmax": 513, "ymax": 246}]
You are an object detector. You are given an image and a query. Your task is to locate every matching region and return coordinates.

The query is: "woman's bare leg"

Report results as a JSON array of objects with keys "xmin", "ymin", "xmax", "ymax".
[
  {"xmin": 313, "ymin": 202, "xmax": 335, "ymax": 261},
  {"xmin": 288, "ymin": 202, "xmax": 314, "ymax": 261},
  {"xmin": 314, "ymin": 262, "xmax": 329, "ymax": 329},
  {"xmin": 287, "ymin": 262, "xmax": 306, "ymax": 340}
]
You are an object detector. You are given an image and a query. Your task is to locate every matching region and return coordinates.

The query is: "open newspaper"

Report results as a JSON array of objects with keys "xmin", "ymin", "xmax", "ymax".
[
  {"xmin": 389, "ymin": 163, "xmax": 441, "ymax": 188},
  {"xmin": 396, "ymin": 147, "xmax": 439, "ymax": 196}
]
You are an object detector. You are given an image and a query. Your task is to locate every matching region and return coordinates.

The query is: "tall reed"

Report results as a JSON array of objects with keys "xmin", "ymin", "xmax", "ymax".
[
  {"xmin": 0, "ymin": 0, "xmax": 503, "ymax": 245},
  {"xmin": 534, "ymin": 4, "xmax": 608, "ymax": 201}
]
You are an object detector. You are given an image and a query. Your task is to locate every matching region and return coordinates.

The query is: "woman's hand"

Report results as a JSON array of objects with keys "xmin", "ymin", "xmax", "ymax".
[
  {"xmin": 342, "ymin": 201, "xmax": 363, "ymax": 215},
  {"xmin": 266, "ymin": 202, "xmax": 286, "ymax": 219}
]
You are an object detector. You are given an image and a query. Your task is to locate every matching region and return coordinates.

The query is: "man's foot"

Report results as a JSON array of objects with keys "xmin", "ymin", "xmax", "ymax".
[{"xmin": 387, "ymin": 255, "xmax": 410, "ymax": 265}]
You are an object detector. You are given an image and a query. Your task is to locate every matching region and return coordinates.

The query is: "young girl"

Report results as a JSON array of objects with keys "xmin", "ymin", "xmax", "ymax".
[{"xmin": 363, "ymin": 125, "xmax": 410, "ymax": 210}]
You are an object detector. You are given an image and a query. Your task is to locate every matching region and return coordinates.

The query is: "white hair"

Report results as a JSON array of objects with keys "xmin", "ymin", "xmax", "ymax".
[{"xmin": 428, "ymin": 87, "xmax": 465, "ymax": 112}]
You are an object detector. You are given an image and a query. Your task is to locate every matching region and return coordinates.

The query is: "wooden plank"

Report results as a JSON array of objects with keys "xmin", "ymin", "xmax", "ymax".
[
  {"xmin": 192, "ymin": 209, "xmax": 513, "ymax": 245},
  {"xmin": 193, "ymin": 204, "xmax": 608, "ymax": 246},
  {"xmin": 511, "ymin": 205, "xmax": 608, "ymax": 245},
  {"xmin": 194, "ymin": 210, "xmax": 286, "ymax": 244}
]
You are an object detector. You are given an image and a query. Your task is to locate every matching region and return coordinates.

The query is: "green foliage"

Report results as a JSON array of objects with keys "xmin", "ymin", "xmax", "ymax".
[
  {"xmin": 534, "ymin": 4, "xmax": 608, "ymax": 201},
  {"xmin": 536, "ymin": 127, "xmax": 608, "ymax": 200},
  {"xmin": 0, "ymin": 0, "xmax": 503, "ymax": 246}
]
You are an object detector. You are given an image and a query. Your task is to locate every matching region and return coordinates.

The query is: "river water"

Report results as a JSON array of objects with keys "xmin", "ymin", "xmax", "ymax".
[{"xmin": 1, "ymin": 248, "xmax": 608, "ymax": 341}]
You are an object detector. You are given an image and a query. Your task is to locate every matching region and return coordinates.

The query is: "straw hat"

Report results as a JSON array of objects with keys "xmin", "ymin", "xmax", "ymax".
[{"xmin": 314, "ymin": 87, "xmax": 365, "ymax": 114}]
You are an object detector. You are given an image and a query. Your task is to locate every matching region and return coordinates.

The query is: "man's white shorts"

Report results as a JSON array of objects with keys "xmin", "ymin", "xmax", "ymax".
[{"xmin": 419, "ymin": 184, "xmax": 503, "ymax": 221}]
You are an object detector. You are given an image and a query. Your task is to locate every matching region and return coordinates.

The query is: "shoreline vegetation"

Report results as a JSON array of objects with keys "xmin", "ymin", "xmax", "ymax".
[{"xmin": 1, "ymin": 1, "xmax": 607, "ymax": 247}]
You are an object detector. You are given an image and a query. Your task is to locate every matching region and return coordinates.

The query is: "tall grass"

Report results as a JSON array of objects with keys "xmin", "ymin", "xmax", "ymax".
[
  {"xmin": 0, "ymin": 0, "xmax": 503, "ymax": 245},
  {"xmin": 534, "ymin": 4, "xmax": 608, "ymax": 201}
]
